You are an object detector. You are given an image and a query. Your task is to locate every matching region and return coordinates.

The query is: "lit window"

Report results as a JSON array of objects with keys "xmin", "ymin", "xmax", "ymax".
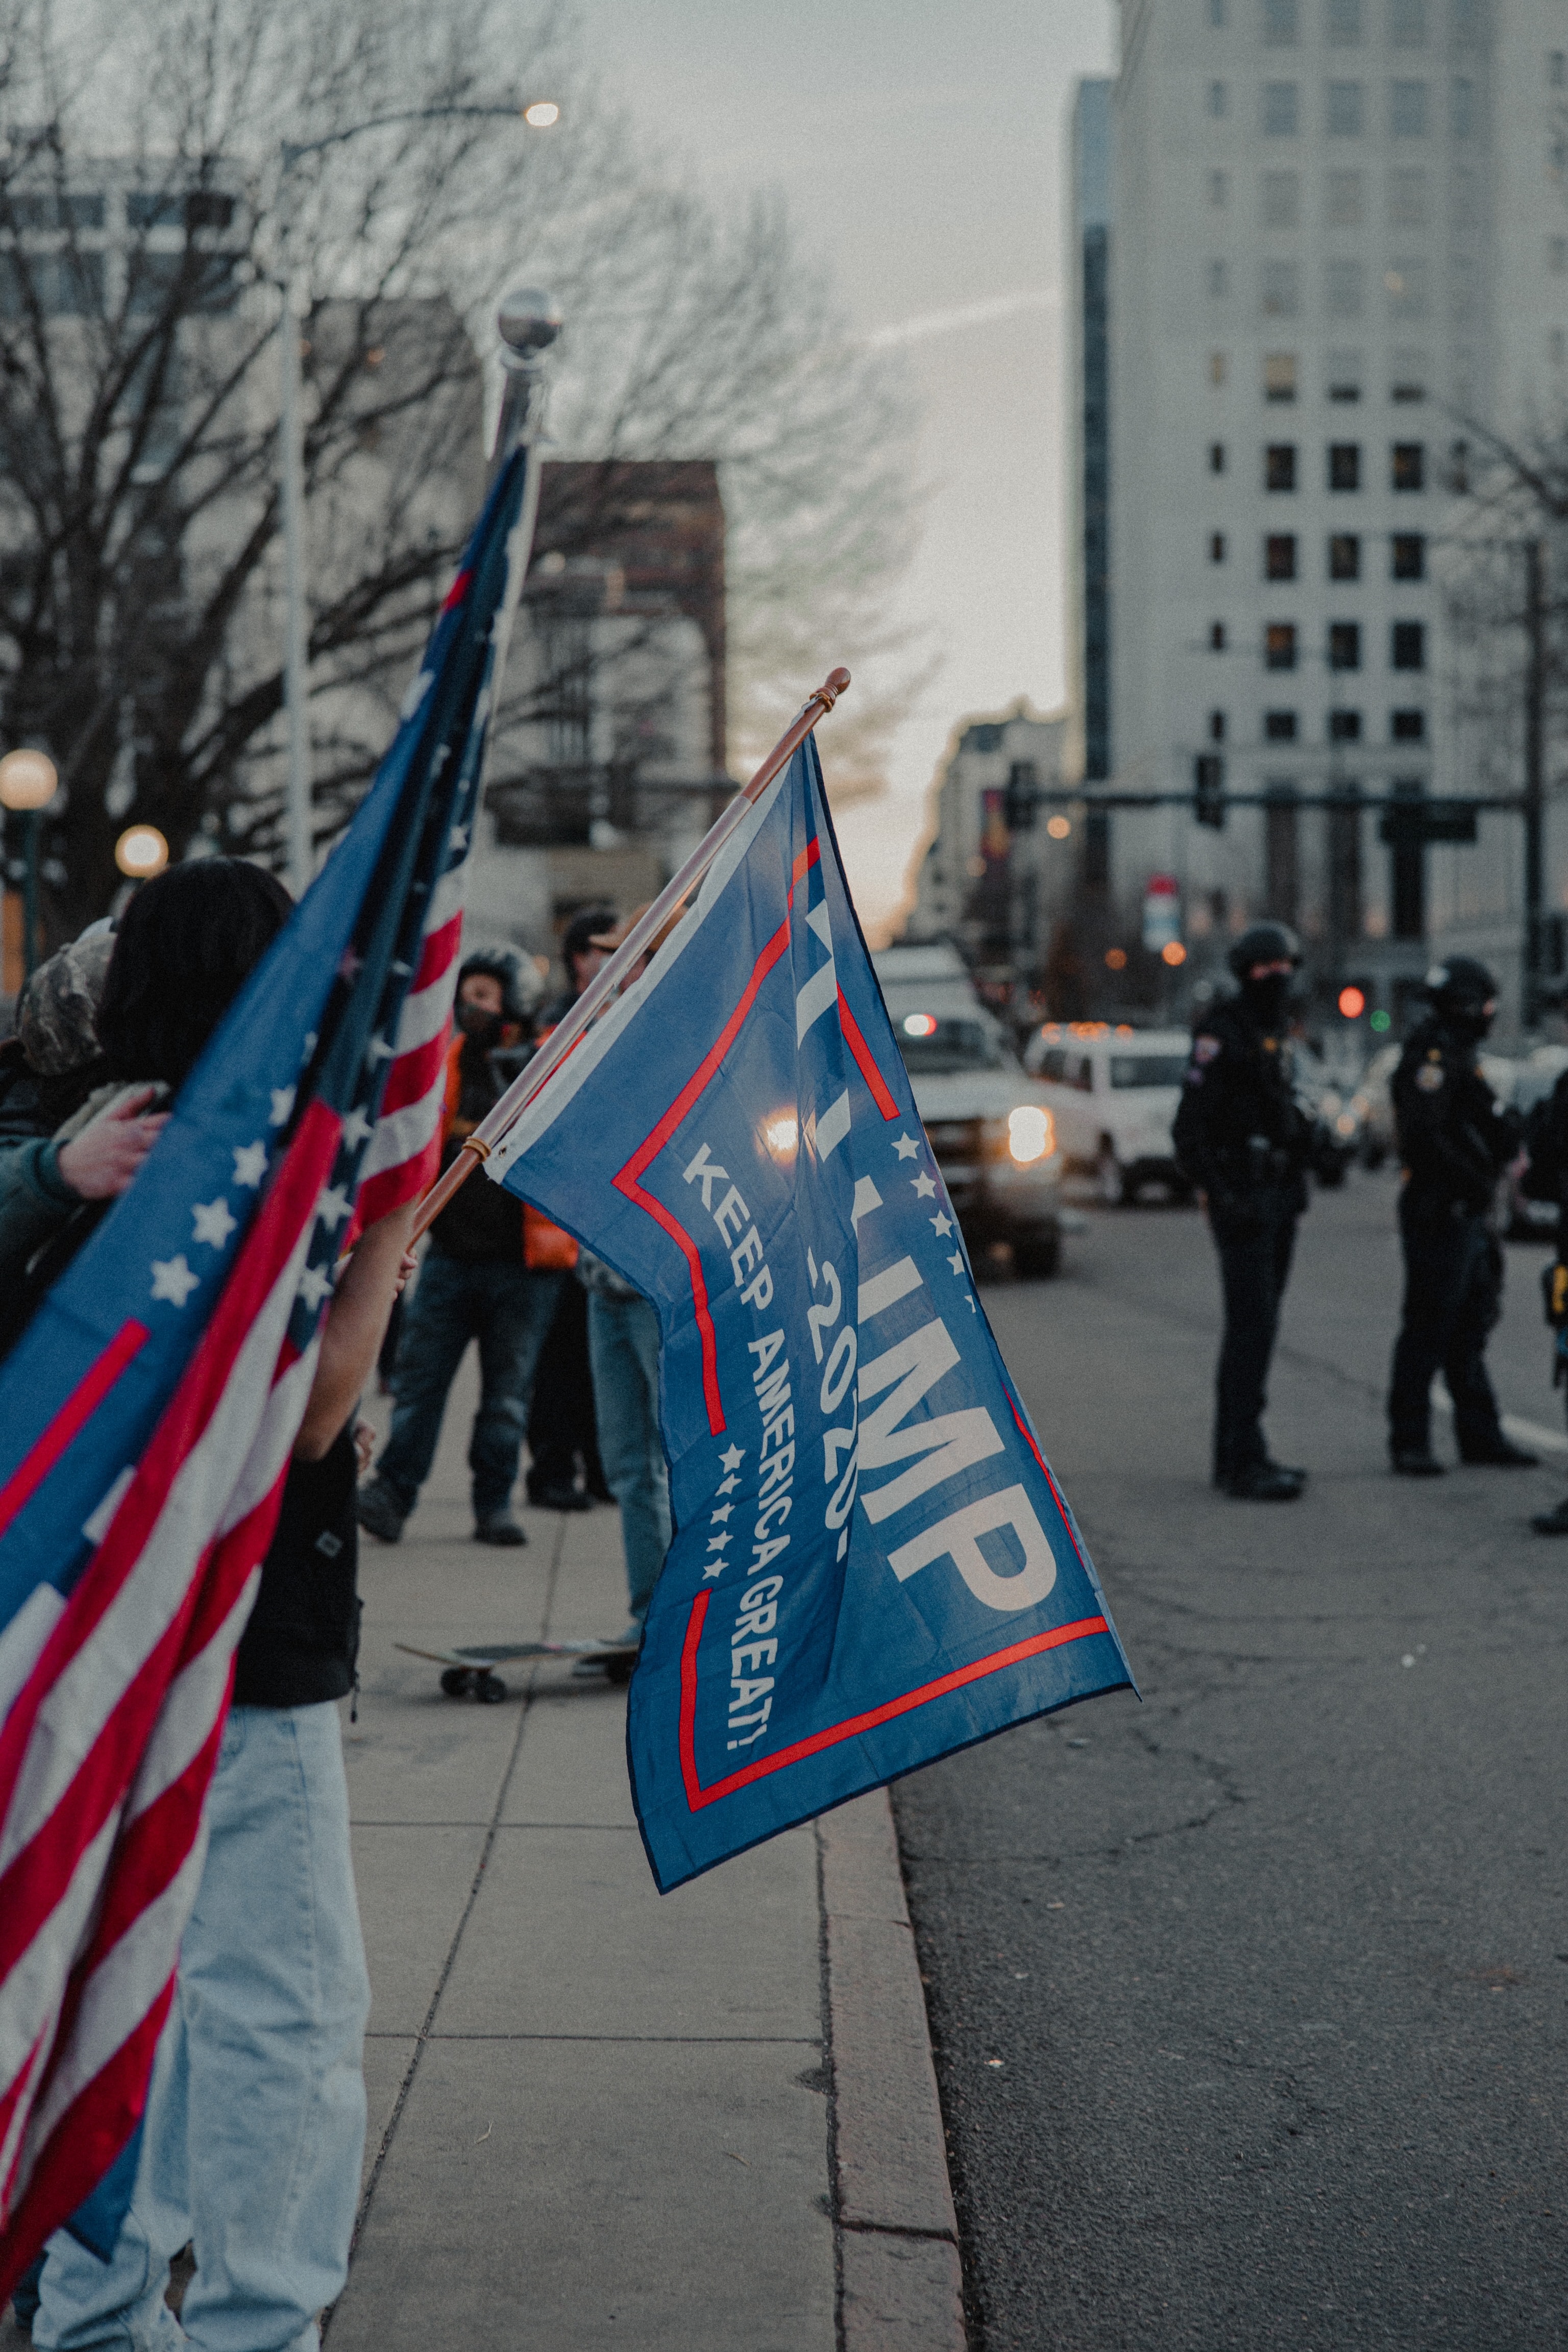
[
  {"xmin": 1262, "ymin": 169, "xmax": 1299, "ymax": 226},
  {"xmin": 1391, "ymin": 533, "xmax": 1425, "ymax": 579},
  {"xmin": 1266, "ymin": 622, "xmax": 1299, "ymax": 669},
  {"xmin": 1389, "ymin": 79, "xmax": 1428, "ymax": 136},
  {"xmin": 1264, "ymin": 351, "xmax": 1297, "ymax": 401},
  {"xmin": 1328, "ymin": 442, "xmax": 1361, "ymax": 490},
  {"xmin": 1391, "ymin": 442, "xmax": 1424, "ymax": 490},
  {"xmin": 1391, "ymin": 621, "xmax": 1425, "ymax": 669},
  {"xmin": 1267, "ymin": 443, "xmax": 1298, "ymax": 490},
  {"xmin": 1266, "ymin": 533, "xmax": 1298, "ymax": 579},
  {"xmin": 1385, "ymin": 259, "xmax": 1429, "ymax": 320},
  {"xmin": 1262, "ymin": 82, "xmax": 1300, "ymax": 134},
  {"xmin": 1329, "ymin": 622, "xmax": 1361, "ymax": 670},
  {"xmin": 1329, "ymin": 533, "xmax": 1360, "ymax": 579},
  {"xmin": 1326, "ymin": 80, "xmax": 1364, "ymax": 135}
]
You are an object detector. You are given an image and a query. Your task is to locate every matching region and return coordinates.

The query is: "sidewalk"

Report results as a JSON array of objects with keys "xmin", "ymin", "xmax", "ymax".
[{"xmin": 2, "ymin": 1359, "xmax": 963, "ymax": 2348}]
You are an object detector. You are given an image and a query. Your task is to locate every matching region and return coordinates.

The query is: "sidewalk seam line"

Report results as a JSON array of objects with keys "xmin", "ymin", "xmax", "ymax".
[{"xmin": 818, "ymin": 1816, "xmax": 848, "ymax": 2352}]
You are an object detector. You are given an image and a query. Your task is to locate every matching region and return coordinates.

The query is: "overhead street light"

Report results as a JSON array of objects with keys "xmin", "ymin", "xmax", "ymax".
[
  {"xmin": 115, "ymin": 823, "xmax": 169, "ymax": 879},
  {"xmin": 277, "ymin": 96, "xmax": 563, "ymax": 899},
  {"xmin": 0, "ymin": 747, "xmax": 58, "ymax": 979}
]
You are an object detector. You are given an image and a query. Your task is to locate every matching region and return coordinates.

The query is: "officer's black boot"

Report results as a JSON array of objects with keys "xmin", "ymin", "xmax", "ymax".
[
  {"xmin": 1226, "ymin": 1462, "xmax": 1303, "ymax": 1501},
  {"xmin": 1391, "ymin": 1447, "xmax": 1446, "ymax": 1476},
  {"xmin": 1532, "ymin": 1494, "xmax": 1568, "ymax": 1534}
]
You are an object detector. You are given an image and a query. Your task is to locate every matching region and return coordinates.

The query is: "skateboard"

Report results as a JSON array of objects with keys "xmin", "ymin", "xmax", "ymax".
[{"xmin": 394, "ymin": 1638, "xmax": 641, "ymax": 1701}]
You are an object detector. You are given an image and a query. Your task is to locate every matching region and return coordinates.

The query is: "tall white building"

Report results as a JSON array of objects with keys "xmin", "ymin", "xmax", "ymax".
[{"xmin": 1081, "ymin": 0, "xmax": 1568, "ymax": 1034}]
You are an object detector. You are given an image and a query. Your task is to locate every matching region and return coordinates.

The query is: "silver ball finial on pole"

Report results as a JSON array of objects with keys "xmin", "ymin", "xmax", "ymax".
[{"xmin": 489, "ymin": 286, "xmax": 560, "ymax": 477}]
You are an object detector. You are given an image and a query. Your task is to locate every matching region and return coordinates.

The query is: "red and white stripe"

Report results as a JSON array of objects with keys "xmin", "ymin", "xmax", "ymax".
[
  {"xmin": 0, "ymin": 1103, "xmax": 340, "ymax": 2291},
  {"xmin": 355, "ymin": 848, "xmax": 470, "ymax": 1229}
]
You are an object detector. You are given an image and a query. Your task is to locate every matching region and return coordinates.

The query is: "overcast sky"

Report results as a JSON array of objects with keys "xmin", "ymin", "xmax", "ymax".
[{"xmin": 575, "ymin": 0, "xmax": 1117, "ymax": 938}]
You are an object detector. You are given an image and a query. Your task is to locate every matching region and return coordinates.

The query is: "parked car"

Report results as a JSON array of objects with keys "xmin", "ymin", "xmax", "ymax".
[
  {"xmin": 1022, "ymin": 1023, "xmax": 1193, "ymax": 1205},
  {"xmin": 874, "ymin": 946, "xmax": 1065, "ymax": 1276}
]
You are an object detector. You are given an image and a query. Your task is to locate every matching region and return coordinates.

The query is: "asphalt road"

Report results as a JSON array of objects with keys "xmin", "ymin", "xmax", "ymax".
[{"xmin": 894, "ymin": 1170, "xmax": 1568, "ymax": 2351}]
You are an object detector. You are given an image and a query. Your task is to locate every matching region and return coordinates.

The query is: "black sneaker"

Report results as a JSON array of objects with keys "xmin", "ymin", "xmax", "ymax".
[
  {"xmin": 356, "ymin": 1475, "xmax": 406, "ymax": 1542},
  {"xmin": 529, "ymin": 1482, "xmax": 592, "ymax": 1513},
  {"xmin": 1225, "ymin": 1464, "xmax": 1303, "ymax": 1501},
  {"xmin": 1532, "ymin": 1497, "xmax": 1568, "ymax": 1535},
  {"xmin": 1391, "ymin": 1449, "xmax": 1446, "ymax": 1477},
  {"xmin": 474, "ymin": 1515, "xmax": 528, "ymax": 1547},
  {"xmin": 1458, "ymin": 1438, "xmax": 1538, "ymax": 1467}
]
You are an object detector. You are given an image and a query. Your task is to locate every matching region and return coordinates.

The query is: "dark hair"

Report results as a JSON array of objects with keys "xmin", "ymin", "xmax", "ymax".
[
  {"xmin": 561, "ymin": 907, "xmax": 616, "ymax": 969},
  {"xmin": 98, "ymin": 859, "xmax": 294, "ymax": 1088}
]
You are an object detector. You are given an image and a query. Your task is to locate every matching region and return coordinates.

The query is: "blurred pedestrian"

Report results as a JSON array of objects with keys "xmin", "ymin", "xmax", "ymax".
[
  {"xmin": 357, "ymin": 948, "xmax": 566, "ymax": 1546},
  {"xmin": 580, "ymin": 1248, "xmax": 670, "ymax": 1646},
  {"xmin": 1522, "ymin": 1063, "xmax": 1568, "ymax": 1532},
  {"xmin": 1385, "ymin": 957, "xmax": 1533, "ymax": 1476},
  {"xmin": 1172, "ymin": 923, "xmax": 1313, "ymax": 1501}
]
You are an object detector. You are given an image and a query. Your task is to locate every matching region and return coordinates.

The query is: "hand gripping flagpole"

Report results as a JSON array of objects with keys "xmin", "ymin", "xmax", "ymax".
[{"xmin": 410, "ymin": 662, "xmax": 852, "ymax": 1243}]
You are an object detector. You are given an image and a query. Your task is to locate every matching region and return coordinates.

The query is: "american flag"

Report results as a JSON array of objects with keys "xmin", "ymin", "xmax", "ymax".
[{"xmin": 0, "ymin": 443, "xmax": 535, "ymax": 2296}]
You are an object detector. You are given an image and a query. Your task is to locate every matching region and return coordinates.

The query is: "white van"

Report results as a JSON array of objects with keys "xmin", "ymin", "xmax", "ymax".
[
  {"xmin": 1022, "ymin": 1023, "xmax": 1193, "ymax": 1205},
  {"xmin": 872, "ymin": 945, "xmax": 1064, "ymax": 1276}
]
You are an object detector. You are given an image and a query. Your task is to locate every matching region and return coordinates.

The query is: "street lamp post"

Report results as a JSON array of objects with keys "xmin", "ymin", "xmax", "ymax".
[
  {"xmin": 0, "ymin": 747, "xmax": 59, "ymax": 979},
  {"xmin": 277, "ymin": 97, "xmax": 560, "ymax": 899}
]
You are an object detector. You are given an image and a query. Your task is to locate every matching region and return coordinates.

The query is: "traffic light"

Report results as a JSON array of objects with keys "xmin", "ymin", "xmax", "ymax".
[{"xmin": 1193, "ymin": 752, "xmax": 1225, "ymax": 829}]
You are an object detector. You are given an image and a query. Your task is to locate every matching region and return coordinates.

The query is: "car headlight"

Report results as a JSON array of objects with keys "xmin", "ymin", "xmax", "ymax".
[{"xmin": 1007, "ymin": 1104, "xmax": 1054, "ymax": 1164}]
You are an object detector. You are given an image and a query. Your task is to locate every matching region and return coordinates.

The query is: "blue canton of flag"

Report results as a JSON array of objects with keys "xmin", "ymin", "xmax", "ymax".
[
  {"xmin": 0, "ymin": 444, "xmax": 535, "ymax": 2294},
  {"xmin": 487, "ymin": 738, "xmax": 1135, "ymax": 1892}
]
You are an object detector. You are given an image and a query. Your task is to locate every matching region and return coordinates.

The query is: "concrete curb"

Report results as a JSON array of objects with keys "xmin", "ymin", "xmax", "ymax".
[{"xmin": 819, "ymin": 1793, "xmax": 967, "ymax": 2351}]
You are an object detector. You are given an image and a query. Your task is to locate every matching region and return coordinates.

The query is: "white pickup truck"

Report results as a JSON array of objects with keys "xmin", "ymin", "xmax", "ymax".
[
  {"xmin": 872, "ymin": 944, "xmax": 1065, "ymax": 1277},
  {"xmin": 1021, "ymin": 1022, "xmax": 1193, "ymax": 1205}
]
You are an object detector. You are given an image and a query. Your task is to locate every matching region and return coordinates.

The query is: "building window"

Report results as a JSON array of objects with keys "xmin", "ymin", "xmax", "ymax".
[
  {"xmin": 1210, "ymin": 0, "xmax": 1228, "ymax": 23},
  {"xmin": 1391, "ymin": 441, "xmax": 1424, "ymax": 489},
  {"xmin": 1210, "ymin": 440, "xmax": 1227, "ymax": 472},
  {"xmin": 1329, "ymin": 621, "xmax": 1362, "ymax": 669},
  {"xmin": 1328, "ymin": 442, "xmax": 1361, "ymax": 489},
  {"xmin": 1551, "ymin": 236, "xmax": 1568, "ymax": 275},
  {"xmin": 1208, "ymin": 258, "xmax": 1231, "ymax": 298},
  {"xmin": 1208, "ymin": 79, "xmax": 1229, "ymax": 117},
  {"xmin": 1384, "ymin": 260, "xmax": 1429, "ymax": 319},
  {"xmin": 1210, "ymin": 621, "xmax": 1228, "ymax": 649},
  {"xmin": 1209, "ymin": 709, "xmax": 1228, "ymax": 741},
  {"xmin": 1329, "ymin": 708, "xmax": 1362, "ymax": 739},
  {"xmin": 1391, "ymin": 532, "xmax": 1425, "ymax": 578},
  {"xmin": 1551, "ymin": 50, "xmax": 1566, "ymax": 87},
  {"xmin": 1450, "ymin": 76, "xmax": 1476, "ymax": 136},
  {"xmin": 1452, "ymin": 0, "xmax": 1479, "ymax": 40},
  {"xmin": 1263, "ymin": 168, "xmax": 1300, "ymax": 226},
  {"xmin": 1390, "ymin": 369, "xmax": 1426, "ymax": 402},
  {"xmin": 1326, "ymin": 167, "xmax": 1364, "ymax": 225},
  {"xmin": 1262, "ymin": 258, "xmax": 1300, "ymax": 315},
  {"xmin": 1263, "ymin": 0, "xmax": 1299, "ymax": 37},
  {"xmin": 1391, "ymin": 708, "xmax": 1425, "ymax": 739},
  {"xmin": 1264, "ymin": 351, "xmax": 1298, "ymax": 400},
  {"xmin": 1266, "ymin": 622, "xmax": 1300, "ymax": 668},
  {"xmin": 1391, "ymin": 620, "xmax": 1425, "ymax": 668},
  {"xmin": 1329, "ymin": 532, "xmax": 1361, "ymax": 578},
  {"xmin": 1267, "ymin": 532, "xmax": 1298, "ymax": 578},
  {"xmin": 1209, "ymin": 168, "xmax": 1231, "ymax": 207},
  {"xmin": 1210, "ymin": 531, "xmax": 1228, "ymax": 562},
  {"xmin": 1265, "ymin": 710, "xmax": 1298, "ymax": 739},
  {"xmin": 1266, "ymin": 791, "xmax": 1301, "ymax": 924},
  {"xmin": 1389, "ymin": 79, "xmax": 1428, "ymax": 136},
  {"xmin": 1263, "ymin": 81, "xmax": 1301, "ymax": 134},
  {"xmin": 1552, "ymin": 329, "xmax": 1567, "ymax": 367},
  {"xmin": 1326, "ymin": 80, "xmax": 1364, "ymax": 134},
  {"xmin": 1326, "ymin": 258, "xmax": 1364, "ymax": 315},
  {"xmin": 1210, "ymin": 350, "xmax": 1228, "ymax": 385},
  {"xmin": 1388, "ymin": 166, "xmax": 1428, "ymax": 226},
  {"xmin": 1326, "ymin": 0, "xmax": 1361, "ymax": 39},
  {"xmin": 1267, "ymin": 443, "xmax": 1298, "ymax": 489},
  {"xmin": 1388, "ymin": 0, "xmax": 1426, "ymax": 44},
  {"xmin": 1328, "ymin": 363, "xmax": 1362, "ymax": 401}
]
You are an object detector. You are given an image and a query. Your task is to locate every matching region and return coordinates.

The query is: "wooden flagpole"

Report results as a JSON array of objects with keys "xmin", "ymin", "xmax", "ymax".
[{"xmin": 409, "ymin": 663, "xmax": 851, "ymax": 1244}]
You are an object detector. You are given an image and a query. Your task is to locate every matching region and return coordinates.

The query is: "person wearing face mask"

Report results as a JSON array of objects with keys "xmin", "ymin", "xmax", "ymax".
[
  {"xmin": 357, "ymin": 949, "xmax": 568, "ymax": 1546},
  {"xmin": 1172, "ymin": 923, "xmax": 1314, "ymax": 1501},
  {"xmin": 1385, "ymin": 956, "xmax": 1533, "ymax": 1477}
]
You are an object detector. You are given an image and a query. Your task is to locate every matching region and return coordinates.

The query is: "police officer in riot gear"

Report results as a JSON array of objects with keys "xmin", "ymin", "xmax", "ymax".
[
  {"xmin": 1386, "ymin": 955, "xmax": 1534, "ymax": 1475},
  {"xmin": 1172, "ymin": 922, "xmax": 1313, "ymax": 1501}
]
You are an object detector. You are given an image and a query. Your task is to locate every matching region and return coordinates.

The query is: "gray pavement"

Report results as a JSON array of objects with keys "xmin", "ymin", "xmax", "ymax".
[{"xmin": 896, "ymin": 1170, "xmax": 1568, "ymax": 2350}]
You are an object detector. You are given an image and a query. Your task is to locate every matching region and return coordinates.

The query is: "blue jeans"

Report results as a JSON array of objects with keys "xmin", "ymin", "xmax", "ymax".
[
  {"xmin": 35, "ymin": 1704, "xmax": 370, "ymax": 2352},
  {"xmin": 375, "ymin": 1253, "xmax": 565, "ymax": 1521},
  {"xmin": 586, "ymin": 1291, "xmax": 671, "ymax": 1626}
]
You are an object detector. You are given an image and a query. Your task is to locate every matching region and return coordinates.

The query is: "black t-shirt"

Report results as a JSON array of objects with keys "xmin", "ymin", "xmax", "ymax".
[{"xmin": 232, "ymin": 1423, "xmax": 361, "ymax": 1707}]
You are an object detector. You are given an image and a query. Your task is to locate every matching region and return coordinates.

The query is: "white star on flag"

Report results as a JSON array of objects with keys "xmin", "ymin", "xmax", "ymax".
[
  {"xmin": 341, "ymin": 1106, "xmax": 374, "ymax": 1149},
  {"xmin": 232, "ymin": 1141, "xmax": 268, "ymax": 1188},
  {"xmin": 190, "ymin": 1197, "xmax": 237, "ymax": 1250},
  {"xmin": 297, "ymin": 1262, "xmax": 334, "ymax": 1311},
  {"xmin": 710, "ymin": 1502, "xmax": 733, "ymax": 1523},
  {"xmin": 948, "ymin": 1251, "xmax": 966, "ymax": 1275},
  {"xmin": 913, "ymin": 1172, "xmax": 937, "ymax": 1198},
  {"xmin": 316, "ymin": 1185, "xmax": 351, "ymax": 1230},
  {"xmin": 448, "ymin": 822, "xmax": 469, "ymax": 852},
  {"xmin": 893, "ymin": 1134, "xmax": 919, "ymax": 1161},
  {"xmin": 150, "ymin": 1255, "xmax": 200, "ymax": 1308},
  {"xmin": 715, "ymin": 1475, "xmax": 739, "ymax": 1497},
  {"xmin": 368, "ymin": 1034, "xmax": 394, "ymax": 1063},
  {"xmin": 706, "ymin": 1530, "xmax": 731, "ymax": 1553},
  {"xmin": 702, "ymin": 1560, "xmax": 725, "ymax": 1581},
  {"xmin": 268, "ymin": 1086, "xmax": 296, "ymax": 1128},
  {"xmin": 719, "ymin": 1444, "xmax": 745, "ymax": 1473},
  {"xmin": 930, "ymin": 1212, "xmax": 953, "ymax": 1235}
]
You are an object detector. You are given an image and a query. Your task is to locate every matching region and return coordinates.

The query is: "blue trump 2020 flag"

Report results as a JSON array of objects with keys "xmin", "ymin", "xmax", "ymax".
[{"xmin": 487, "ymin": 739, "xmax": 1134, "ymax": 1891}]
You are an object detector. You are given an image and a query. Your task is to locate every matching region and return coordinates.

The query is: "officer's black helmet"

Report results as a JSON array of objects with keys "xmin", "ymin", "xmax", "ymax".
[
  {"xmin": 1424, "ymin": 954, "xmax": 1497, "ymax": 1014},
  {"xmin": 458, "ymin": 946, "xmax": 532, "ymax": 1028},
  {"xmin": 1227, "ymin": 921, "xmax": 1303, "ymax": 981}
]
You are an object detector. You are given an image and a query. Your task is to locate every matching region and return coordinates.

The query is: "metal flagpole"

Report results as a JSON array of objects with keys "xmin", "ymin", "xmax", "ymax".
[{"xmin": 409, "ymin": 663, "xmax": 852, "ymax": 1244}]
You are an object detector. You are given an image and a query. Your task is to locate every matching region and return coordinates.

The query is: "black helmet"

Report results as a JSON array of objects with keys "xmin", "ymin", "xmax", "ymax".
[
  {"xmin": 1424, "ymin": 954, "xmax": 1496, "ymax": 1014},
  {"xmin": 457, "ymin": 946, "xmax": 533, "ymax": 1028},
  {"xmin": 1228, "ymin": 921, "xmax": 1302, "ymax": 982}
]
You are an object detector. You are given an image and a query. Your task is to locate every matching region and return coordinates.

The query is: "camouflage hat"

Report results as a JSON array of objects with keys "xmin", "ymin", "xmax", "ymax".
[{"xmin": 17, "ymin": 930, "xmax": 115, "ymax": 1075}]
